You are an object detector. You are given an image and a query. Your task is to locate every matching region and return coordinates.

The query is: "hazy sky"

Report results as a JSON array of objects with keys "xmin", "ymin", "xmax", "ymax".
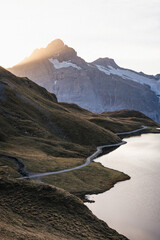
[{"xmin": 0, "ymin": 0, "xmax": 160, "ymax": 74}]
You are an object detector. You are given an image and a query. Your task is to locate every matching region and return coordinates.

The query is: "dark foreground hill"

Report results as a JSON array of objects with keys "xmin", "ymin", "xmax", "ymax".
[
  {"xmin": 0, "ymin": 177, "xmax": 128, "ymax": 240},
  {"xmin": 0, "ymin": 67, "xmax": 159, "ymax": 240}
]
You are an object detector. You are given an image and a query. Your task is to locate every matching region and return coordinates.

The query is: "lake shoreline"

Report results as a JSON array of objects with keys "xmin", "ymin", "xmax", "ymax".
[
  {"xmin": 80, "ymin": 128, "xmax": 160, "ymax": 202},
  {"xmin": 85, "ymin": 133, "xmax": 160, "ymax": 240}
]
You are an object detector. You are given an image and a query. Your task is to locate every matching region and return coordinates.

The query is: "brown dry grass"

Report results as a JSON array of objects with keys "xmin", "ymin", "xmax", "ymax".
[
  {"xmin": 42, "ymin": 162, "xmax": 130, "ymax": 197},
  {"xmin": 0, "ymin": 177, "xmax": 128, "ymax": 240}
]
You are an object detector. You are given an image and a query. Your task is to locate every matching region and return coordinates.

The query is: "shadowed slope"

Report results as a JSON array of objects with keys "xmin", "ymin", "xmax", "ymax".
[
  {"xmin": 0, "ymin": 67, "xmax": 122, "ymax": 183},
  {"xmin": 0, "ymin": 177, "xmax": 128, "ymax": 240}
]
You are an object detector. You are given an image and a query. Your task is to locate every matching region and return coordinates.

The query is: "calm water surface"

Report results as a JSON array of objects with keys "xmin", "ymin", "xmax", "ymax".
[{"xmin": 86, "ymin": 134, "xmax": 160, "ymax": 240}]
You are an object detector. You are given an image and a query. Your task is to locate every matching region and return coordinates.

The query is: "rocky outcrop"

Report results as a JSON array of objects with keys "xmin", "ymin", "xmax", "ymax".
[{"xmin": 9, "ymin": 39, "xmax": 160, "ymax": 122}]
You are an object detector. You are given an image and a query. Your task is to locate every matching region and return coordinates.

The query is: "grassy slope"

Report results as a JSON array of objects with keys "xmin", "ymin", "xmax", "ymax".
[
  {"xmin": 42, "ymin": 162, "xmax": 130, "ymax": 197},
  {"xmin": 0, "ymin": 67, "xmax": 124, "ymax": 188},
  {"xmin": 87, "ymin": 110, "xmax": 159, "ymax": 133},
  {"xmin": 0, "ymin": 177, "xmax": 128, "ymax": 240},
  {"xmin": 0, "ymin": 66, "xmax": 119, "ymax": 164}
]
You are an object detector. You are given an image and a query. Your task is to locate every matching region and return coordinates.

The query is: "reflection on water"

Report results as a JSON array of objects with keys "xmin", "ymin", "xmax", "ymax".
[{"xmin": 86, "ymin": 134, "xmax": 160, "ymax": 240}]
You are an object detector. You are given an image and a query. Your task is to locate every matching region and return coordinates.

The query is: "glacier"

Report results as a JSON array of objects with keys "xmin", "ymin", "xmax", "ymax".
[
  {"xmin": 49, "ymin": 58, "xmax": 81, "ymax": 70},
  {"xmin": 96, "ymin": 64, "xmax": 160, "ymax": 97}
]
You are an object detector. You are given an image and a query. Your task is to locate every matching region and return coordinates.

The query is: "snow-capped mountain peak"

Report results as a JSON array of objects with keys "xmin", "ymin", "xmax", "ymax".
[{"xmin": 9, "ymin": 39, "xmax": 160, "ymax": 122}]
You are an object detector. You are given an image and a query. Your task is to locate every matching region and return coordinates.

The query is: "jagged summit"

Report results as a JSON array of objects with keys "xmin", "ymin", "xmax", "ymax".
[
  {"xmin": 18, "ymin": 39, "xmax": 77, "ymax": 65},
  {"xmin": 9, "ymin": 39, "xmax": 160, "ymax": 122},
  {"xmin": 46, "ymin": 39, "xmax": 64, "ymax": 51},
  {"xmin": 92, "ymin": 57, "xmax": 119, "ymax": 69}
]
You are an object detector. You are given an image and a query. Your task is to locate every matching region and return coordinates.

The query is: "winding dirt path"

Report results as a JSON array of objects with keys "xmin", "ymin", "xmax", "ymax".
[
  {"xmin": 116, "ymin": 126, "xmax": 147, "ymax": 135},
  {"xmin": 18, "ymin": 126, "xmax": 147, "ymax": 179},
  {"xmin": 19, "ymin": 141, "xmax": 127, "ymax": 179}
]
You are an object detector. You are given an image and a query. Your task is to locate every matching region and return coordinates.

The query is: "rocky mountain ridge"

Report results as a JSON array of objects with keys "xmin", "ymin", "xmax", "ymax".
[{"xmin": 9, "ymin": 39, "xmax": 160, "ymax": 122}]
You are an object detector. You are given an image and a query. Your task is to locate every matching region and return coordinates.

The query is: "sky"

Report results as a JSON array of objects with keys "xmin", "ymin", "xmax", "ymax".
[{"xmin": 0, "ymin": 0, "xmax": 160, "ymax": 74}]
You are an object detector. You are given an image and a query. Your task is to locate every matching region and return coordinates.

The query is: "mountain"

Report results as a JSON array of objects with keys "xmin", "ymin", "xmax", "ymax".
[
  {"xmin": 0, "ymin": 67, "xmax": 159, "ymax": 240},
  {"xmin": 9, "ymin": 39, "xmax": 160, "ymax": 122}
]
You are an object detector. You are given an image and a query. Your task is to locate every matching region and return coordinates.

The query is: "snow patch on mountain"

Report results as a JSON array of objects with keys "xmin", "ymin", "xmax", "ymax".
[
  {"xmin": 49, "ymin": 58, "xmax": 81, "ymax": 70},
  {"xmin": 96, "ymin": 65, "xmax": 110, "ymax": 75},
  {"xmin": 96, "ymin": 64, "xmax": 160, "ymax": 96}
]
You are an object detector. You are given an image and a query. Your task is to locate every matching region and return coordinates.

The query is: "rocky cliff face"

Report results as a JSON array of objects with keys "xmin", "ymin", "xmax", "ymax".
[{"xmin": 9, "ymin": 39, "xmax": 160, "ymax": 122}]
